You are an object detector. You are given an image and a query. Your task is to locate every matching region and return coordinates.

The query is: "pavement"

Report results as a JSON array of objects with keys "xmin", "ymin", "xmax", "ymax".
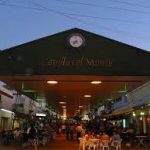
[{"xmin": 0, "ymin": 134, "xmax": 149, "ymax": 150}]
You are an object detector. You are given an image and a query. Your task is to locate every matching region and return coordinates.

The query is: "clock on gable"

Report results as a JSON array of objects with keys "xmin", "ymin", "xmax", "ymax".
[{"xmin": 68, "ymin": 33, "xmax": 85, "ymax": 48}]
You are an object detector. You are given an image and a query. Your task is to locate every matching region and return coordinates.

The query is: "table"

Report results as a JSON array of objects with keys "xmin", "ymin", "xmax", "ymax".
[{"xmin": 136, "ymin": 135, "xmax": 148, "ymax": 147}]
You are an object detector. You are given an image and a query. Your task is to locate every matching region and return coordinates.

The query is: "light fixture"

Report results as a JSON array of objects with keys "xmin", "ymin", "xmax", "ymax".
[
  {"xmin": 140, "ymin": 117, "xmax": 143, "ymax": 120},
  {"xmin": 103, "ymin": 118, "xmax": 106, "ymax": 121},
  {"xmin": 1, "ymin": 109, "xmax": 14, "ymax": 114},
  {"xmin": 59, "ymin": 102, "xmax": 66, "ymax": 104},
  {"xmin": 140, "ymin": 112, "xmax": 145, "ymax": 116},
  {"xmin": 91, "ymin": 81, "xmax": 102, "ymax": 84},
  {"xmin": 84, "ymin": 95, "xmax": 92, "ymax": 98},
  {"xmin": 132, "ymin": 112, "xmax": 136, "ymax": 117},
  {"xmin": 62, "ymin": 106, "xmax": 66, "ymax": 108},
  {"xmin": 79, "ymin": 105, "xmax": 83, "ymax": 108},
  {"xmin": 61, "ymin": 115, "xmax": 67, "ymax": 120},
  {"xmin": 106, "ymin": 98, "xmax": 113, "ymax": 101},
  {"xmin": 47, "ymin": 80, "xmax": 58, "ymax": 84},
  {"xmin": 36, "ymin": 113, "xmax": 46, "ymax": 117},
  {"xmin": 123, "ymin": 119, "xmax": 126, "ymax": 128}
]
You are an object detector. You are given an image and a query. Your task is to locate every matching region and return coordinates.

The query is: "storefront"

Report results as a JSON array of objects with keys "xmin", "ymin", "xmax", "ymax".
[
  {"xmin": 0, "ymin": 109, "xmax": 14, "ymax": 130},
  {"xmin": 128, "ymin": 81, "xmax": 150, "ymax": 135},
  {"xmin": 108, "ymin": 81, "xmax": 150, "ymax": 135},
  {"xmin": 0, "ymin": 86, "xmax": 14, "ymax": 131}
]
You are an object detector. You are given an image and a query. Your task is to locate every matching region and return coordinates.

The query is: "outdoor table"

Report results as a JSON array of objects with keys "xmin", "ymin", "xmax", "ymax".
[{"xmin": 136, "ymin": 135, "xmax": 148, "ymax": 147}]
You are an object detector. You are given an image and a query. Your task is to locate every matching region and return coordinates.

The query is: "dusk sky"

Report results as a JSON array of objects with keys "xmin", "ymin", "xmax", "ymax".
[{"xmin": 0, "ymin": 0, "xmax": 150, "ymax": 51}]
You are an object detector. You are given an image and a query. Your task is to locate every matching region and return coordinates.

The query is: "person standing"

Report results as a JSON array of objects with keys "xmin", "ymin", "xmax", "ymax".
[
  {"xmin": 65, "ymin": 123, "xmax": 71, "ymax": 140},
  {"xmin": 27, "ymin": 123, "xmax": 38, "ymax": 150},
  {"xmin": 13, "ymin": 127, "xmax": 21, "ymax": 145},
  {"xmin": 76, "ymin": 123, "xmax": 83, "ymax": 142}
]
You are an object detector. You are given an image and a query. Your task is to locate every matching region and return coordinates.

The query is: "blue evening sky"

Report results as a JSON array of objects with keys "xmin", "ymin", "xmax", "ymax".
[{"xmin": 0, "ymin": 0, "xmax": 150, "ymax": 51}]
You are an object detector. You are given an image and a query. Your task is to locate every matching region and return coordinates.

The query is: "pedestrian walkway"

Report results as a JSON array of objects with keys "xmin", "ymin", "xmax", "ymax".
[
  {"xmin": 0, "ymin": 134, "xmax": 78, "ymax": 150},
  {"xmin": 0, "ymin": 134, "xmax": 149, "ymax": 150}
]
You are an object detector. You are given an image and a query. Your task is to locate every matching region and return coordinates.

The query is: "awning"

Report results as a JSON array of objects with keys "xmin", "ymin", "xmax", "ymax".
[
  {"xmin": 111, "ymin": 107, "xmax": 134, "ymax": 116},
  {"xmin": 0, "ymin": 86, "xmax": 13, "ymax": 99},
  {"xmin": 105, "ymin": 107, "xmax": 133, "ymax": 117}
]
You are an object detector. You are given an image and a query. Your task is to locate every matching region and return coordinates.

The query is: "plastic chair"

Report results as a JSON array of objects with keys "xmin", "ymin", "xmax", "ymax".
[
  {"xmin": 111, "ymin": 140, "xmax": 122, "ymax": 150},
  {"xmin": 100, "ymin": 140, "xmax": 110, "ymax": 150},
  {"xmin": 79, "ymin": 138, "xmax": 88, "ymax": 150},
  {"xmin": 87, "ymin": 140, "xmax": 97, "ymax": 150}
]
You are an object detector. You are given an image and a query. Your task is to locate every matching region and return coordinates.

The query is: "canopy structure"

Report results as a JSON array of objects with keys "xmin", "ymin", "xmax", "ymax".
[{"xmin": 0, "ymin": 28, "xmax": 150, "ymax": 116}]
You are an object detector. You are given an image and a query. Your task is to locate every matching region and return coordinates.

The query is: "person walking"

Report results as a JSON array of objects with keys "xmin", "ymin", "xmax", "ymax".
[{"xmin": 27, "ymin": 123, "xmax": 38, "ymax": 150}]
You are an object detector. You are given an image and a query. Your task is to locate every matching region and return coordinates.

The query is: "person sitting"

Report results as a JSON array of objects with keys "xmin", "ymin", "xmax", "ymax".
[
  {"xmin": 84, "ymin": 131, "xmax": 95, "ymax": 141},
  {"xmin": 110, "ymin": 131, "xmax": 122, "ymax": 148},
  {"xmin": 88, "ymin": 131, "xmax": 95, "ymax": 139},
  {"xmin": 100, "ymin": 132, "xmax": 110, "ymax": 141},
  {"xmin": 111, "ymin": 131, "xmax": 121, "ymax": 141},
  {"xmin": 99, "ymin": 132, "xmax": 110, "ymax": 149}
]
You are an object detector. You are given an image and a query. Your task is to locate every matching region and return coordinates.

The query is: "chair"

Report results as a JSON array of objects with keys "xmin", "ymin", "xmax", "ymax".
[
  {"xmin": 100, "ymin": 140, "xmax": 110, "ymax": 150},
  {"xmin": 111, "ymin": 140, "xmax": 122, "ymax": 150},
  {"xmin": 79, "ymin": 138, "xmax": 88, "ymax": 150},
  {"xmin": 87, "ymin": 140, "xmax": 98, "ymax": 150}
]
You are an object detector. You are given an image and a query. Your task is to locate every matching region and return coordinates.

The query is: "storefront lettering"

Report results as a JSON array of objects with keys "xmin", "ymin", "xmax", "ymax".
[
  {"xmin": 86, "ymin": 58, "xmax": 112, "ymax": 67},
  {"xmin": 40, "ymin": 56, "xmax": 113, "ymax": 67}
]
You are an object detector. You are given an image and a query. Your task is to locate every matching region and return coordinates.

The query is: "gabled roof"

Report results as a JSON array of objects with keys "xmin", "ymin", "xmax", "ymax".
[{"xmin": 0, "ymin": 28, "xmax": 150, "ymax": 76}]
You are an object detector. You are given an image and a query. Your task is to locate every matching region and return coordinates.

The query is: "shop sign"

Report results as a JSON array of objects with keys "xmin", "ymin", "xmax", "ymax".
[{"xmin": 40, "ymin": 56, "xmax": 113, "ymax": 67}]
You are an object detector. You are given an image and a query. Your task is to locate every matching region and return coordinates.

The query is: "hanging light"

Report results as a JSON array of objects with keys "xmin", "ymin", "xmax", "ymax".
[
  {"xmin": 132, "ymin": 112, "xmax": 136, "ymax": 117},
  {"xmin": 140, "ymin": 112, "xmax": 145, "ymax": 116}
]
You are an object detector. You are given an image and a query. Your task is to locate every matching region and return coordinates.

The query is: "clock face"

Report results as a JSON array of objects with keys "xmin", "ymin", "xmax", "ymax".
[{"xmin": 69, "ymin": 34, "xmax": 85, "ymax": 48}]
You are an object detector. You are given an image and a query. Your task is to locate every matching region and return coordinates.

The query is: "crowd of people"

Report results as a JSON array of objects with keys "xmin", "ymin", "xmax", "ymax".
[
  {"xmin": 55, "ymin": 119, "xmax": 124, "ymax": 149},
  {"xmin": 0, "ymin": 120, "xmax": 56, "ymax": 149},
  {"xmin": 57, "ymin": 118, "xmax": 138, "ymax": 148},
  {"xmin": 0, "ymin": 117, "xmax": 138, "ymax": 149},
  {"xmin": 58, "ymin": 120, "xmax": 122, "ymax": 141}
]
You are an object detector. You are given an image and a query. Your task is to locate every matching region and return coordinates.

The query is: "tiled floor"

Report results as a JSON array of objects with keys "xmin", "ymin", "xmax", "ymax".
[{"xmin": 0, "ymin": 134, "xmax": 149, "ymax": 150}]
